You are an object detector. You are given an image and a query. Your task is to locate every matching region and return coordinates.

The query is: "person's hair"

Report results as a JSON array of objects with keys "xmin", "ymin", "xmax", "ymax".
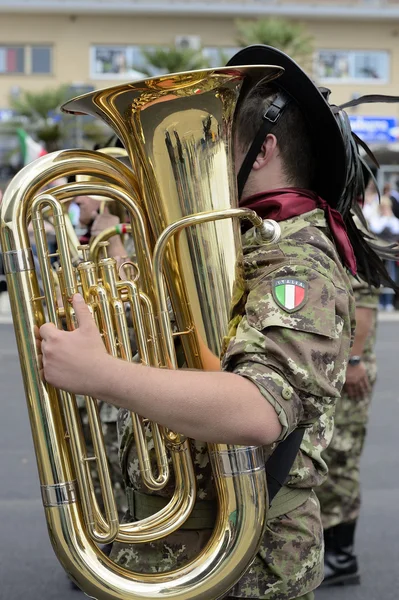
[{"xmin": 235, "ymin": 80, "xmax": 316, "ymax": 189}]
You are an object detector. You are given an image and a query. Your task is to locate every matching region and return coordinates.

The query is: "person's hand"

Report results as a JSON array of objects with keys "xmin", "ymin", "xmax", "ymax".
[
  {"xmin": 36, "ymin": 294, "xmax": 110, "ymax": 396},
  {"xmin": 343, "ymin": 361, "xmax": 370, "ymax": 399},
  {"xmin": 91, "ymin": 206, "xmax": 119, "ymax": 238}
]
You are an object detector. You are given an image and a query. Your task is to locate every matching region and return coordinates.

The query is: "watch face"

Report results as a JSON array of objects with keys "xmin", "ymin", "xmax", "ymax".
[{"xmin": 349, "ymin": 357, "xmax": 361, "ymax": 366}]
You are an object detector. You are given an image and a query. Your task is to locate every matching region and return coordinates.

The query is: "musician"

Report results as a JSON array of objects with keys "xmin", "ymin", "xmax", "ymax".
[
  {"xmin": 316, "ymin": 168, "xmax": 382, "ymax": 587},
  {"xmin": 37, "ymin": 46, "xmax": 395, "ymax": 600},
  {"xmin": 317, "ymin": 275, "xmax": 379, "ymax": 587}
]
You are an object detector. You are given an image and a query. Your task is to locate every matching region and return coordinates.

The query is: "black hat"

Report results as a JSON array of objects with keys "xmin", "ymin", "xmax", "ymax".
[
  {"xmin": 228, "ymin": 45, "xmax": 399, "ymax": 291},
  {"xmin": 227, "ymin": 45, "xmax": 347, "ymax": 207}
]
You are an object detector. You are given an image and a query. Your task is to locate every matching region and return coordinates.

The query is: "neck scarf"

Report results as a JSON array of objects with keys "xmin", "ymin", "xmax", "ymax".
[{"xmin": 240, "ymin": 187, "xmax": 357, "ymax": 275}]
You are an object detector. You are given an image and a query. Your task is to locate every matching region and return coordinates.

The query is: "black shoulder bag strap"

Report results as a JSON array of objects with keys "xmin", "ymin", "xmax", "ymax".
[
  {"xmin": 237, "ymin": 92, "xmax": 291, "ymax": 199},
  {"xmin": 265, "ymin": 427, "xmax": 306, "ymax": 505}
]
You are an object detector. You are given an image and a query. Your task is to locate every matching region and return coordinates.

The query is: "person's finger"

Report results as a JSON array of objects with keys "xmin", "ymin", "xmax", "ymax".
[
  {"xmin": 359, "ymin": 376, "xmax": 370, "ymax": 396},
  {"xmin": 346, "ymin": 383, "xmax": 357, "ymax": 399},
  {"xmin": 72, "ymin": 294, "xmax": 95, "ymax": 331},
  {"xmin": 35, "ymin": 336, "xmax": 42, "ymax": 353},
  {"xmin": 39, "ymin": 322, "xmax": 57, "ymax": 341}
]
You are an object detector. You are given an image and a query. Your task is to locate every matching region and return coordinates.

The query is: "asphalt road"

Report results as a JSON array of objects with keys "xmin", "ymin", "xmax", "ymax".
[{"xmin": 0, "ymin": 319, "xmax": 398, "ymax": 600}]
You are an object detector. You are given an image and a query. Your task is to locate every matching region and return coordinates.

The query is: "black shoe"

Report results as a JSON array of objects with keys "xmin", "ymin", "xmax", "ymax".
[
  {"xmin": 321, "ymin": 521, "xmax": 360, "ymax": 587},
  {"xmin": 321, "ymin": 548, "xmax": 360, "ymax": 587}
]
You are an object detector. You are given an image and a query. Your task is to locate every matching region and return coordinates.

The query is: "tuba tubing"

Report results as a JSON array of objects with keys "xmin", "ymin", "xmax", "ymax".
[
  {"xmin": 0, "ymin": 64, "xmax": 283, "ymax": 599},
  {"xmin": 1, "ymin": 151, "xmax": 268, "ymax": 600}
]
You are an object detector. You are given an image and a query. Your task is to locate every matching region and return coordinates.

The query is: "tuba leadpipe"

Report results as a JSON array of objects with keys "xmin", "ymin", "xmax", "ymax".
[{"xmin": 1, "ymin": 65, "xmax": 283, "ymax": 599}]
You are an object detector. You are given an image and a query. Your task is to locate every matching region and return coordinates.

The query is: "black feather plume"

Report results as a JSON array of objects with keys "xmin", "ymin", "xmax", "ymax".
[{"xmin": 332, "ymin": 97, "xmax": 399, "ymax": 289}]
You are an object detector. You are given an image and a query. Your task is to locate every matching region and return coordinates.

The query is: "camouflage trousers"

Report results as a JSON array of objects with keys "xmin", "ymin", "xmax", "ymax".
[
  {"xmin": 80, "ymin": 414, "xmax": 127, "ymax": 517},
  {"xmin": 317, "ymin": 377, "xmax": 375, "ymax": 530}
]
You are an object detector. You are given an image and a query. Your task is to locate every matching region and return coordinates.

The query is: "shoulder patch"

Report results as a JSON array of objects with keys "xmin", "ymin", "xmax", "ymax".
[{"xmin": 272, "ymin": 278, "xmax": 308, "ymax": 313}]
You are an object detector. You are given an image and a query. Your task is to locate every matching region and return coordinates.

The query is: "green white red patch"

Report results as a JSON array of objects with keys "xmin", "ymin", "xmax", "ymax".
[{"xmin": 272, "ymin": 278, "xmax": 308, "ymax": 313}]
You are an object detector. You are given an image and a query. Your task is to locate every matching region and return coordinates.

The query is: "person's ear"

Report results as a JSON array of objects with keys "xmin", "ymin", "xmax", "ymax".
[{"xmin": 252, "ymin": 134, "xmax": 278, "ymax": 171}]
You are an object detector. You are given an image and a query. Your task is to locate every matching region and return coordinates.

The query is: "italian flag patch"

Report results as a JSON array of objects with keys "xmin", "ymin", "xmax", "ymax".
[{"xmin": 272, "ymin": 278, "xmax": 308, "ymax": 313}]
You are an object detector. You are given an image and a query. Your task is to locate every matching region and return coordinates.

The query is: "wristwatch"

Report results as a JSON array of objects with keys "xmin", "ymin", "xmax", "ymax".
[{"xmin": 348, "ymin": 355, "xmax": 362, "ymax": 366}]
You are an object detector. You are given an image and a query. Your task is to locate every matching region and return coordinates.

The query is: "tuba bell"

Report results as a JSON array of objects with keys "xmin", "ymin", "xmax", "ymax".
[{"xmin": 0, "ymin": 65, "xmax": 283, "ymax": 599}]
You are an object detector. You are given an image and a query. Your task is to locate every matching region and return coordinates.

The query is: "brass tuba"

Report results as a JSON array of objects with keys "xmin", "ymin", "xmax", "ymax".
[{"xmin": 0, "ymin": 65, "xmax": 282, "ymax": 599}]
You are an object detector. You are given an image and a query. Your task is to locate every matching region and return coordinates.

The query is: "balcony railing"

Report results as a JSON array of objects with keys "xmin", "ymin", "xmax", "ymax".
[{"xmin": 1, "ymin": 0, "xmax": 399, "ymax": 19}]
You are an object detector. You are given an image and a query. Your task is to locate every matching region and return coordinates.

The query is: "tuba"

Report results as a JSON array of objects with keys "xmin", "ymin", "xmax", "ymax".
[{"xmin": 0, "ymin": 65, "xmax": 283, "ymax": 599}]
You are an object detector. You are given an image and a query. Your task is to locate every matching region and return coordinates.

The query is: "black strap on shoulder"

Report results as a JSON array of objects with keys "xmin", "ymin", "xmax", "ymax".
[
  {"xmin": 266, "ymin": 427, "xmax": 306, "ymax": 505},
  {"xmin": 237, "ymin": 92, "xmax": 291, "ymax": 199}
]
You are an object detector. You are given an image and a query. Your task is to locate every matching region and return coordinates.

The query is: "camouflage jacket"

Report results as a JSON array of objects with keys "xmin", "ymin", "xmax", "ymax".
[
  {"xmin": 113, "ymin": 209, "xmax": 356, "ymax": 599},
  {"xmin": 351, "ymin": 277, "xmax": 379, "ymax": 377}
]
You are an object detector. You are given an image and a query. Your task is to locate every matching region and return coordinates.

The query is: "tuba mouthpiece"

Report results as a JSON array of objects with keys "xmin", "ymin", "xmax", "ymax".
[{"xmin": 258, "ymin": 219, "xmax": 281, "ymax": 244}]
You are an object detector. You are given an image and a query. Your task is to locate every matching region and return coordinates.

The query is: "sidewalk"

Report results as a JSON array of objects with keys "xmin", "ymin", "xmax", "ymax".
[
  {"xmin": 378, "ymin": 310, "xmax": 399, "ymax": 321},
  {"xmin": 1, "ymin": 291, "xmax": 399, "ymax": 324}
]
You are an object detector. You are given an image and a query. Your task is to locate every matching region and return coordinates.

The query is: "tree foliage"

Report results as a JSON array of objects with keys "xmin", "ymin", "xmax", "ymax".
[
  {"xmin": 9, "ymin": 85, "xmax": 73, "ymax": 151},
  {"xmin": 10, "ymin": 85, "xmax": 71, "ymax": 121},
  {"xmin": 8, "ymin": 85, "xmax": 108, "ymax": 152},
  {"xmin": 142, "ymin": 46, "xmax": 210, "ymax": 75},
  {"xmin": 236, "ymin": 18, "xmax": 314, "ymax": 70}
]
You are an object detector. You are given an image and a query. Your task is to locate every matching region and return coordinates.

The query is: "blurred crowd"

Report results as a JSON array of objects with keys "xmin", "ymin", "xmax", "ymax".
[{"xmin": 362, "ymin": 179, "xmax": 399, "ymax": 311}]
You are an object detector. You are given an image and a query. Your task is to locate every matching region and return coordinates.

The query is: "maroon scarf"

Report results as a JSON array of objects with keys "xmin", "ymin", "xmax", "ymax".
[{"xmin": 240, "ymin": 188, "xmax": 357, "ymax": 275}]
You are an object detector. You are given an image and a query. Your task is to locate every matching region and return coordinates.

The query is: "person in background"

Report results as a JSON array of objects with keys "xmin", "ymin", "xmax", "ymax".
[
  {"xmin": 367, "ymin": 195, "xmax": 399, "ymax": 311},
  {"xmin": 317, "ymin": 276, "xmax": 379, "ymax": 586},
  {"xmin": 389, "ymin": 179, "xmax": 399, "ymax": 219}
]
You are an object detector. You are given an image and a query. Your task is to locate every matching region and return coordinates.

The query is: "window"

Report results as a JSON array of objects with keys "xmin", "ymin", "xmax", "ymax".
[
  {"xmin": 0, "ymin": 47, "xmax": 25, "ymax": 74},
  {"xmin": 91, "ymin": 45, "xmax": 242, "ymax": 80},
  {"xmin": 31, "ymin": 47, "xmax": 52, "ymax": 74},
  {"xmin": 316, "ymin": 50, "xmax": 390, "ymax": 84},
  {"xmin": 0, "ymin": 45, "xmax": 52, "ymax": 75},
  {"xmin": 91, "ymin": 46, "xmax": 148, "ymax": 79}
]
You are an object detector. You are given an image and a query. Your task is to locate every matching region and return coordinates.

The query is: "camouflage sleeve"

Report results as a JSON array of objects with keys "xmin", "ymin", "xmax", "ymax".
[
  {"xmin": 351, "ymin": 276, "xmax": 380, "ymax": 310},
  {"xmin": 221, "ymin": 264, "xmax": 350, "ymax": 441}
]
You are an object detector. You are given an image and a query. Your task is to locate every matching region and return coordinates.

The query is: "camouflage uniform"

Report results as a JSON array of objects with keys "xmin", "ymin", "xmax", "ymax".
[
  {"xmin": 77, "ymin": 398, "xmax": 127, "ymax": 516},
  {"xmin": 110, "ymin": 209, "xmax": 355, "ymax": 599},
  {"xmin": 317, "ymin": 279, "xmax": 379, "ymax": 529}
]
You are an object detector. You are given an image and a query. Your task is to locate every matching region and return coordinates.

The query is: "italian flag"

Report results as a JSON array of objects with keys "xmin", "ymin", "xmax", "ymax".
[
  {"xmin": 274, "ymin": 279, "xmax": 306, "ymax": 311},
  {"xmin": 16, "ymin": 128, "xmax": 47, "ymax": 166}
]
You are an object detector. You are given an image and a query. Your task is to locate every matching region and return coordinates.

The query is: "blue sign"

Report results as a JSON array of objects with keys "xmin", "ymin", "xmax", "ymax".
[{"xmin": 349, "ymin": 116, "xmax": 397, "ymax": 143}]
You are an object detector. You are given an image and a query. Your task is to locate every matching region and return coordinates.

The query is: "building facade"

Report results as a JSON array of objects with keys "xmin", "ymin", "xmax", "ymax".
[{"xmin": 1, "ymin": 0, "xmax": 399, "ymax": 158}]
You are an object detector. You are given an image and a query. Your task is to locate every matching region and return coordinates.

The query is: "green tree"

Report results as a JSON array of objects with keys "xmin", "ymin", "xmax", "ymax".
[
  {"xmin": 9, "ymin": 84, "xmax": 110, "ymax": 152},
  {"xmin": 235, "ymin": 18, "xmax": 314, "ymax": 70},
  {"xmin": 10, "ymin": 85, "xmax": 72, "ymax": 152},
  {"xmin": 142, "ymin": 46, "xmax": 210, "ymax": 75}
]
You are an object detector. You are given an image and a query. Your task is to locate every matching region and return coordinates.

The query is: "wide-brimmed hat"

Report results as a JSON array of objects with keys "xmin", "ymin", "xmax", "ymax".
[{"xmin": 227, "ymin": 45, "xmax": 347, "ymax": 207}]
